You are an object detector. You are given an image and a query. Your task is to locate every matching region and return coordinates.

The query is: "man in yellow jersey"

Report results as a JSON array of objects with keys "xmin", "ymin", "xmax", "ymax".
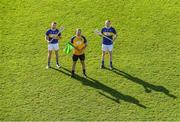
[{"xmin": 70, "ymin": 29, "xmax": 88, "ymax": 78}]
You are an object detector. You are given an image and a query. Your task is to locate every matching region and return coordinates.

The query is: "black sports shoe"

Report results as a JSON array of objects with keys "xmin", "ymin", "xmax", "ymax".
[
  {"xmin": 100, "ymin": 65, "xmax": 105, "ymax": 69},
  {"xmin": 71, "ymin": 72, "xmax": 75, "ymax": 78},
  {"xmin": 71, "ymin": 74, "xmax": 75, "ymax": 78}
]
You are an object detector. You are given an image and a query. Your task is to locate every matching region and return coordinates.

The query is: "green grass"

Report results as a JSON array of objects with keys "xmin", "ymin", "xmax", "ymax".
[{"xmin": 1, "ymin": 0, "xmax": 180, "ymax": 121}]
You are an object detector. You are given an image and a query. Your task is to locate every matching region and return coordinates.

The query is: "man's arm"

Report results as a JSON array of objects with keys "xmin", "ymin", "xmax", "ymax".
[
  {"xmin": 94, "ymin": 29, "xmax": 103, "ymax": 37},
  {"xmin": 45, "ymin": 30, "xmax": 51, "ymax": 43},
  {"xmin": 80, "ymin": 36, "xmax": 88, "ymax": 50},
  {"xmin": 98, "ymin": 29, "xmax": 104, "ymax": 37},
  {"xmin": 113, "ymin": 34, "xmax": 117, "ymax": 41},
  {"xmin": 70, "ymin": 36, "xmax": 80, "ymax": 51},
  {"xmin": 112, "ymin": 28, "xmax": 117, "ymax": 41},
  {"xmin": 81, "ymin": 43, "xmax": 87, "ymax": 50},
  {"xmin": 46, "ymin": 33, "xmax": 61, "ymax": 43},
  {"xmin": 45, "ymin": 35, "xmax": 50, "ymax": 43},
  {"xmin": 56, "ymin": 35, "xmax": 62, "ymax": 40},
  {"xmin": 54, "ymin": 27, "xmax": 64, "ymax": 40},
  {"xmin": 52, "ymin": 34, "xmax": 61, "ymax": 40}
]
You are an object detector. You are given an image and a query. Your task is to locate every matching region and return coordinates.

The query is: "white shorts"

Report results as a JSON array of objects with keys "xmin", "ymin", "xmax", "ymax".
[
  {"xmin": 102, "ymin": 44, "xmax": 113, "ymax": 52},
  {"xmin": 48, "ymin": 43, "xmax": 59, "ymax": 51}
]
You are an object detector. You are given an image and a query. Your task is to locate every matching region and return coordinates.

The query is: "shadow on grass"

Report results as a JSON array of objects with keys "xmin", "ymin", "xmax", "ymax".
[
  {"xmin": 104, "ymin": 67, "xmax": 176, "ymax": 99},
  {"xmin": 51, "ymin": 67, "xmax": 147, "ymax": 108}
]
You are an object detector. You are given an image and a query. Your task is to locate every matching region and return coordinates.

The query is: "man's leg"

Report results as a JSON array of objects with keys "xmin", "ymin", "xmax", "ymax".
[
  {"xmin": 101, "ymin": 51, "xmax": 106, "ymax": 68},
  {"xmin": 55, "ymin": 50, "xmax": 60, "ymax": 68},
  {"xmin": 109, "ymin": 51, "xmax": 113, "ymax": 69},
  {"xmin": 47, "ymin": 50, "xmax": 52, "ymax": 69},
  {"xmin": 80, "ymin": 60, "xmax": 86, "ymax": 78},
  {"xmin": 72, "ymin": 61, "xmax": 77, "ymax": 77},
  {"xmin": 80, "ymin": 54, "xmax": 86, "ymax": 77},
  {"xmin": 72, "ymin": 55, "xmax": 78, "ymax": 77},
  {"xmin": 108, "ymin": 44, "xmax": 113, "ymax": 69}
]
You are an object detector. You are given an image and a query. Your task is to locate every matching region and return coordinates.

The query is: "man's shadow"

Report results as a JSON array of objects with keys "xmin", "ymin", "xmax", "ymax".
[
  {"xmin": 104, "ymin": 67, "xmax": 176, "ymax": 98},
  {"xmin": 51, "ymin": 67, "xmax": 147, "ymax": 108}
]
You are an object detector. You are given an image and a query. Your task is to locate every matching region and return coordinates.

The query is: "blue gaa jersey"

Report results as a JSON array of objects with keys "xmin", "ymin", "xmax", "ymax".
[
  {"xmin": 46, "ymin": 29, "xmax": 61, "ymax": 44},
  {"xmin": 101, "ymin": 27, "xmax": 116, "ymax": 45}
]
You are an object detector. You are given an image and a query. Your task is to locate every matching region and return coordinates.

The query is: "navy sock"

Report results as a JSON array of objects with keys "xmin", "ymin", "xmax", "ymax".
[
  {"xmin": 83, "ymin": 69, "xmax": 86, "ymax": 74},
  {"xmin": 110, "ymin": 61, "xmax": 112, "ymax": 67},
  {"xmin": 72, "ymin": 70, "xmax": 75, "ymax": 75},
  {"xmin": 48, "ymin": 61, "xmax": 50, "ymax": 66},
  {"xmin": 56, "ymin": 59, "xmax": 59, "ymax": 65},
  {"xmin": 102, "ymin": 61, "xmax": 104, "ymax": 66}
]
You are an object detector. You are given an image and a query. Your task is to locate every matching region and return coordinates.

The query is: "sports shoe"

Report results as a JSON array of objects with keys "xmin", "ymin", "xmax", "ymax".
[
  {"xmin": 82, "ymin": 73, "xmax": 87, "ymax": 78},
  {"xmin": 110, "ymin": 66, "xmax": 113, "ymax": 70},
  {"xmin": 56, "ymin": 63, "xmax": 61, "ymax": 68},
  {"xmin": 46, "ymin": 65, "xmax": 51, "ymax": 69},
  {"xmin": 100, "ymin": 65, "xmax": 105, "ymax": 69},
  {"xmin": 71, "ymin": 73, "xmax": 75, "ymax": 78}
]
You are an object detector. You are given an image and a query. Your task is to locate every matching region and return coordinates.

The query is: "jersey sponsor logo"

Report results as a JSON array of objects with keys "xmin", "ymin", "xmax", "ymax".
[
  {"xmin": 103, "ymin": 32, "xmax": 111, "ymax": 36},
  {"xmin": 76, "ymin": 41, "xmax": 82, "ymax": 45}
]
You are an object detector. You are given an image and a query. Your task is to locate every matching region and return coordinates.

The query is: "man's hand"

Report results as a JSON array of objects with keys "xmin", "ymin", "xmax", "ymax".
[
  {"xmin": 94, "ymin": 29, "xmax": 103, "ymax": 37},
  {"xmin": 52, "ymin": 35, "xmax": 61, "ymax": 40},
  {"xmin": 113, "ymin": 35, "xmax": 117, "ymax": 41},
  {"xmin": 59, "ymin": 26, "xmax": 65, "ymax": 32},
  {"xmin": 79, "ymin": 45, "xmax": 87, "ymax": 51},
  {"xmin": 98, "ymin": 32, "xmax": 103, "ymax": 36},
  {"xmin": 45, "ymin": 36, "xmax": 51, "ymax": 44},
  {"xmin": 97, "ymin": 32, "xmax": 103, "ymax": 37},
  {"xmin": 74, "ymin": 46, "xmax": 80, "ymax": 51},
  {"xmin": 52, "ymin": 35, "xmax": 56, "ymax": 38},
  {"xmin": 47, "ymin": 40, "xmax": 51, "ymax": 44}
]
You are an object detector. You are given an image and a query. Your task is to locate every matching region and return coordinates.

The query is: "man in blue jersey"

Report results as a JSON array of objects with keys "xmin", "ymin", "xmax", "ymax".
[
  {"xmin": 98, "ymin": 20, "xmax": 117, "ymax": 70},
  {"xmin": 45, "ymin": 22, "xmax": 61, "ymax": 69}
]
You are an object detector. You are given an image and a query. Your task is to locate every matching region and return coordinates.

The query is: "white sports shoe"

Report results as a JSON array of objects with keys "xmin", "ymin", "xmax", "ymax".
[
  {"xmin": 46, "ymin": 65, "xmax": 51, "ymax": 69},
  {"xmin": 56, "ymin": 64, "xmax": 61, "ymax": 68},
  {"xmin": 109, "ymin": 66, "xmax": 113, "ymax": 70},
  {"xmin": 82, "ymin": 73, "xmax": 87, "ymax": 78}
]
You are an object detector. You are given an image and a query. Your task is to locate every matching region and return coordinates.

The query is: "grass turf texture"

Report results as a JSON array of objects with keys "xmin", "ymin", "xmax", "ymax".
[{"xmin": 1, "ymin": 0, "xmax": 180, "ymax": 121}]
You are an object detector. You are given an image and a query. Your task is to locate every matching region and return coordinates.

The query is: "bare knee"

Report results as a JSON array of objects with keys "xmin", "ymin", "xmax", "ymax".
[
  {"xmin": 73, "ymin": 61, "xmax": 77, "ymax": 65},
  {"xmin": 109, "ymin": 50, "xmax": 112, "ymax": 55},
  {"xmin": 102, "ymin": 51, "xmax": 106, "ymax": 56},
  {"xmin": 81, "ymin": 61, "xmax": 84, "ymax": 64},
  {"xmin": 48, "ymin": 51, "xmax": 52, "ymax": 57}
]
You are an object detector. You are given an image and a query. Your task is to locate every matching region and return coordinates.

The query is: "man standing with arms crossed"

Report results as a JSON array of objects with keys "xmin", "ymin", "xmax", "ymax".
[
  {"xmin": 45, "ymin": 22, "xmax": 62, "ymax": 69},
  {"xmin": 98, "ymin": 20, "xmax": 117, "ymax": 70}
]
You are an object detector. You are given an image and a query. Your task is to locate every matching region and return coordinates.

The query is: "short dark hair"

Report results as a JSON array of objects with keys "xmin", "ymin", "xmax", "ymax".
[
  {"xmin": 76, "ymin": 28, "xmax": 81, "ymax": 32},
  {"xmin": 106, "ymin": 20, "xmax": 110, "ymax": 23},
  {"xmin": 52, "ymin": 22, "xmax": 57, "ymax": 24}
]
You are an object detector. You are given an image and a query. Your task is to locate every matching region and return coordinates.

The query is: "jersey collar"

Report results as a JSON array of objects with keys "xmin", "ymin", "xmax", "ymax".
[{"xmin": 105, "ymin": 26, "xmax": 111, "ymax": 29}]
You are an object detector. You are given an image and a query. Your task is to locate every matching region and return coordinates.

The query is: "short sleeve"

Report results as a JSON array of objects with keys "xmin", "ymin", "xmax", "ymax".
[
  {"xmin": 70, "ymin": 36, "xmax": 75, "ymax": 43},
  {"xmin": 46, "ymin": 30, "xmax": 49, "ymax": 36},
  {"xmin": 82, "ymin": 36, "xmax": 87, "ymax": 44},
  {"xmin": 112, "ymin": 28, "xmax": 117, "ymax": 34},
  {"xmin": 101, "ymin": 28, "xmax": 104, "ymax": 33},
  {"xmin": 58, "ymin": 33, "xmax": 61, "ymax": 36},
  {"xmin": 57, "ymin": 30, "xmax": 61, "ymax": 36}
]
